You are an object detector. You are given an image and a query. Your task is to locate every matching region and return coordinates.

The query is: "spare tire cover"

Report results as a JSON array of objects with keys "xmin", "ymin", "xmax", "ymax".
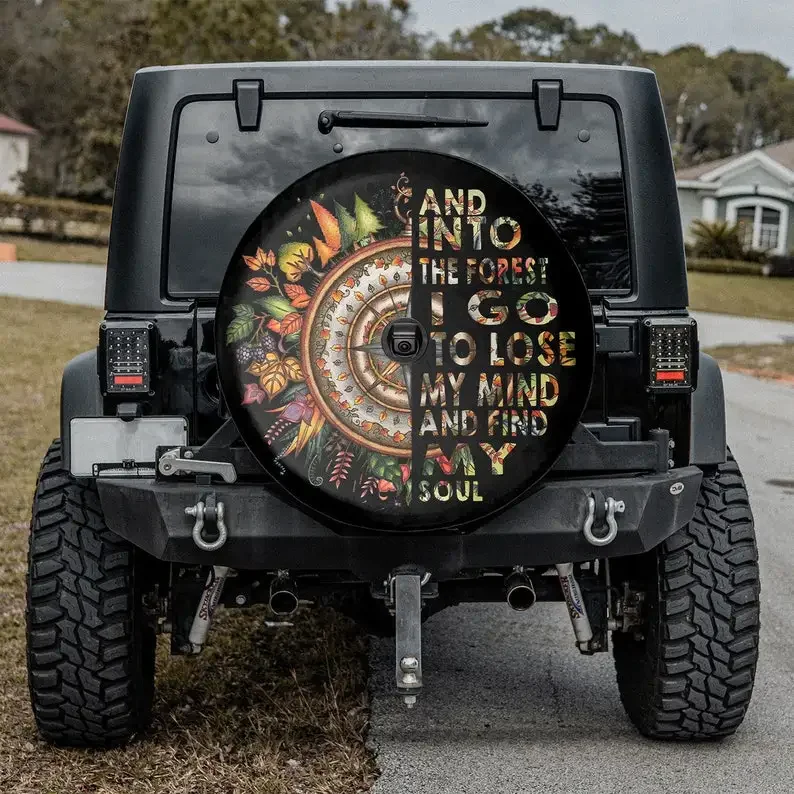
[{"xmin": 216, "ymin": 150, "xmax": 594, "ymax": 531}]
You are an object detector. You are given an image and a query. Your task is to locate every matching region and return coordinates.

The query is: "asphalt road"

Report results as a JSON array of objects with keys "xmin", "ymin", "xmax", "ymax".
[{"xmin": 369, "ymin": 370, "xmax": 794, "ymax": 793}]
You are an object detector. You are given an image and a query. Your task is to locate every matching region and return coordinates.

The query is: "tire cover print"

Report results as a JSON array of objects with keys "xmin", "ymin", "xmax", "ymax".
[{"xmin": 216, "ymin": 150, "xmax": 595, "ymax": 531}]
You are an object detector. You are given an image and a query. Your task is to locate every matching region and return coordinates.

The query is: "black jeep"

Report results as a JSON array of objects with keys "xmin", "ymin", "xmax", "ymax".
[{"xmin": 27, "ymin": 62, "xmax": 760, "ymax": 746}]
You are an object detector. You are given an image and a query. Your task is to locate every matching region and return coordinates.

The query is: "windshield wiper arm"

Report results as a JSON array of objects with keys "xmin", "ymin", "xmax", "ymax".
[{"xmin": 318, "ymin": 110, "xmax": 488, "ymax": 135}]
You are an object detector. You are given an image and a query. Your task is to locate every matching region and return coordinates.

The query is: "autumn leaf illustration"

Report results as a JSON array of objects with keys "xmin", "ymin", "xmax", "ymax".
[
  {"xmin": 278, "ymin": 241, "xmax": 314, "ymax": 281},
  {"xmin": 330, "ymin": 448, "xmax": 354, "ymax": 487},
  {"xmin": 247, "ymin": 354, "xmax": 279, "ymax": 377},
  {"xmin": 284, "ymin": 283, "xmax": 311, "ymax": 309},
  {"xmin": 248, "ymin": 353, "xmax": 288, "ymax": 399},
  {"xmin": 260, "ymin": 367, "xmax": 287, "ymax": 399},
  {"xmin": 310, "ymin": 200, "xmax": 341, "ymax": 248},
  {"xmin": 246, "ymin": 276, "xmax": 271, "ymax": 292},
  {"xmin": 243, "ymin": 247, "xmax": 275, "ymax": 271},
  {"xmin": 280, "ymin": 312, "xmax": 303, "ymax": 337},
  {"xmin": 282, "ymin": 356, "xmax": 303, "ymax": 381}
]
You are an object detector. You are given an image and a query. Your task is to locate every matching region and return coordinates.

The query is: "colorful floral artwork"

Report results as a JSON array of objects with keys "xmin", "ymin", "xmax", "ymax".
[
  {"xmin": 216, "ymin": 151, "xmax": 594, "ymax": 530},
  {"xmin": 222, "ymin": 178, "xmax": 421, "ymax": 507}
]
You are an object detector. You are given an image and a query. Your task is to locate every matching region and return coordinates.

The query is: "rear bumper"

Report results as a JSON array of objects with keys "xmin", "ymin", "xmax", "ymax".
[{"xmin": 97, "ymin": 466, "xmax": 702, "ymax": 580}]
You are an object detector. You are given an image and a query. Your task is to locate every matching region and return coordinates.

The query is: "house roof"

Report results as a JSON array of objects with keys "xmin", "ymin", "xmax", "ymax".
[
  {"xmin": 676, "ymin": 139, "xmax": 794, "ymax": 180},
  {"xmin": 0, "ymin": 114, "xmax": 36, "ymax": 136}
]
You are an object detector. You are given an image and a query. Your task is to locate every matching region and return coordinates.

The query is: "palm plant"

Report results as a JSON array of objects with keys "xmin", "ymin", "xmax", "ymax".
[{"xmin": 689, "ymin": 219, "xmax": 745, "ymax": 260}]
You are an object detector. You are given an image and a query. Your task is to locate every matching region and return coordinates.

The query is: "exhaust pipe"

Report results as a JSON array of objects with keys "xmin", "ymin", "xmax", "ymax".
[
  {"xmin": 505, "ymin": 569, "xmax": 536, "ymax": 611},
  {"xmin": 269, "ymin": 575, "xmax": 299, "ymax": 616}
]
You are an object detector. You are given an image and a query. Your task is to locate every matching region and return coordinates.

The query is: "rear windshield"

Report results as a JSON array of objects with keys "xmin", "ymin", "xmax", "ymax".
[{"xmin": 168, "ymin": 97, "xmax": 630, "ymax": 297}]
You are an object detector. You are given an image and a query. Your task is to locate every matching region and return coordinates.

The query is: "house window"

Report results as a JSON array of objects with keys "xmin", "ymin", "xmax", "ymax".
[
  {"xmin": 726, "ymin": 199, "xmax": 788, "ymax": 255},
  {"xmin": 758, "ymin": 208, "xmax": 781, "ymax": 250},
  {"xmin": 735, "ymin": 207, "xmax": 756, "ymax": 249}
]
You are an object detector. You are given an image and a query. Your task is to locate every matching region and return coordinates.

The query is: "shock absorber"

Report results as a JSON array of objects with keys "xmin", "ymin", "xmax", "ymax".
[
  {"xmin": 187, "ymin": 565, "xmax": 230, "ymax": 654},
  {"xmin": 556, "ymin": 562, "xmax": 594, "ymax": 652}
]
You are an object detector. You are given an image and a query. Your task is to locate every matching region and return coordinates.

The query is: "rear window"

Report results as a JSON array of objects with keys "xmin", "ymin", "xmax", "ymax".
[{"xmin": 167, "ymin": 97, "xmax": 630, "ymax": 297}]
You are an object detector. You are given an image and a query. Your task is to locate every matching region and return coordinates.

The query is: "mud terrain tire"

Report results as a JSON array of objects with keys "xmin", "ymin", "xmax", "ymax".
[
  {"xmin": 26, "ymin": 440, "xmax": 157, "ymax": 747},
  {"xmin": 613, "ymin": 452, "xmax": 760, "ymax": 740}
]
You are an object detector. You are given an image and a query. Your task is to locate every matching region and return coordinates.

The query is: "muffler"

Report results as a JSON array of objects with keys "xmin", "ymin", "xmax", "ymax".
[
  {"xmin": 269, "ymin": 574, "xmax": 299, "ymax": 616},
  {"xmin": 505, "ymin": 568, "xmax": 536, "ymax": 611}
]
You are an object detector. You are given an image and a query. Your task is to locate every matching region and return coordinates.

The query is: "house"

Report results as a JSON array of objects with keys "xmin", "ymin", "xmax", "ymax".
[
  {"xmin": 0, "ymin": 114, "xmax": 36, "ymax": 195},
  {"xmin": 676, "ymin": 139, "xmax": 794, "ymax": 256}
]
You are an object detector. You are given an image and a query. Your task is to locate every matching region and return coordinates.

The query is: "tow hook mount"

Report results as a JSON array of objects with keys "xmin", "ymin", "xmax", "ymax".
[
  {"xmin": 582, "ymin": 491, "xmax": 625, "ymax": 547},
  {"xmin": 186, "ymin": 492, "xmax": 228, "ymax": 552}
]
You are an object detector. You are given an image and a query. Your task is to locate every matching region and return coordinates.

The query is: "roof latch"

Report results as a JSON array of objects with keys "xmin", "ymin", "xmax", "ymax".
[
  {"xmin": 533, "ymin": 80, "xmax": 562, "ymax": 131},
  {"xmin": 234, "ymin": 80, "xmax": 264, "ymax": 132}
]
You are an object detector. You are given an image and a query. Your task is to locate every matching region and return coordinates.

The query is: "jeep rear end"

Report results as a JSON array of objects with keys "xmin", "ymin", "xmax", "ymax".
[{"xmin": 29, "ymin": 62, "xmax": 759, "ymax": 746}]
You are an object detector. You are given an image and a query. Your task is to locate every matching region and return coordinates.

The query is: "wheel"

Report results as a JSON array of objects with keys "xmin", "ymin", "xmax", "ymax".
[
  {"xmin": 613, "ymin": 451, "xmax": 760, "ymax": 740},
  {"xmin": 26, "ymin": 439, "xmax": 157, "ymax": 747}
]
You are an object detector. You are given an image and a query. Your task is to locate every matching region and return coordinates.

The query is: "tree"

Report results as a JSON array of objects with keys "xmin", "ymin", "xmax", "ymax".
[
  {"xmin": 560, "ymin": 24, "xmax": 642, "ymax": 65},
  {"xmin": 0, "ymin": 0, "xmax": 88, "ymax": 195},
  {"xmin": 647, "ymin": 46, "xmax": 743, "ymax": 165},
  {"xmin": 431, "ymin": 7, "xmax": 574, "ymax": 61},
  {"xmin": 431, "ymin": 8, "xmax": 639, "ymax": 65},
  {"xmin": 715, "ymin": 50, "xmax": 791, "ymax": 150},
  {"xmin": 286, "ymin": 0, "xmax": 423, "ymax": 60}
]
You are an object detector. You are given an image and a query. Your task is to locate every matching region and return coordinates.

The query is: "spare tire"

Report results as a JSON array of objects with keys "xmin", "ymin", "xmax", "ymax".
[{"xmin": 216, "ymin": 150, "xmax": 594, "ymax": 531}]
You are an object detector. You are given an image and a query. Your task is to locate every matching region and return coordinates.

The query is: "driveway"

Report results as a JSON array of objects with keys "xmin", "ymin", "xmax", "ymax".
[
  {"xmin": 369, "ymin": 370, "xmax": 794, "ymax": 794},
  {"xmin": 0, "ymin": 261, "xmax": 105, "ymax": 307},
  {"xmin": 691, "ymin": 310, "xmax": 794, "ymax": 347}
]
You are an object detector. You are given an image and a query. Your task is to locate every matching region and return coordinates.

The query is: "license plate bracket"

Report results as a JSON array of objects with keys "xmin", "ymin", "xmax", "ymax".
[{"xmin": 70, "ymin": 417, "xmax": 188, "ymax": 477}]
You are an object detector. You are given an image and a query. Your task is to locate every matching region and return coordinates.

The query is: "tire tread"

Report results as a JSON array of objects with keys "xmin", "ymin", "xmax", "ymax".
[
  {"xmin": 614, "ymin": 452, "xmax": 760, "ymax": 740},
  {"xmin": 26, "ymin": 440, "xmax": 155, "ymax": 747}
]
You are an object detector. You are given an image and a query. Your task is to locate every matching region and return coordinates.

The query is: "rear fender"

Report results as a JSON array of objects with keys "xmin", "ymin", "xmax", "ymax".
[
  {"xmin": 690, "ymin": 353, "xmax": 727, "ymax": 466},
  {"xmin": 60, "ymin": 350, "xmax": 103, "ymax": 466}
]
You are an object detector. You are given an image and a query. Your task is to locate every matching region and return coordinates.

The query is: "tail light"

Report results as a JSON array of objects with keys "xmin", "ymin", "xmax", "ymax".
[
  {"xmin": 643, "ymin": 317, "xmax": 698, "ymax": 392},
  {"xmin": 99, "ymin": 321, "xmax": 156, "ymax": 396}
]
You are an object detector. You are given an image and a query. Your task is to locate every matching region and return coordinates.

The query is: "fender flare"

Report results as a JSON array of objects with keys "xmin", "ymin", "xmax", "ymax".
[
  {"xmin": 689, "ymin": 353, "xmax": 727, "ymax": 466},
  {"xmin": 60, "ymin": 350, "xmax": 103, "ymax": 467}
]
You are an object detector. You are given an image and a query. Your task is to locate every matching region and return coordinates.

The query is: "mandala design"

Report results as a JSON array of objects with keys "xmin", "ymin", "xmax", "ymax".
[{"xmin": 303, "ymin": 238, "xmax": 413, "ymax": 456}]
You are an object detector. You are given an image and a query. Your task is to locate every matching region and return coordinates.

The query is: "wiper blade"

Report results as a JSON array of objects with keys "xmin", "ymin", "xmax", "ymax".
[{"xmin": 318, "ymin": 110, "xmax": 488, "ymax": 135}]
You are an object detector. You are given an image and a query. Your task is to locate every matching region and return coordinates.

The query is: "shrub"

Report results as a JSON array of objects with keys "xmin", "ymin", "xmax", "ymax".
[
  {"xmin": 689, "ymin": 219, "xmax": 746, "ymax": 260},
  {"xmin": 686, "ymin": 257, "xmax": 766, "ymax": 276},
  {"xmin": 0, "ymin": 194, "xmax": 111, "ymax": 243}
]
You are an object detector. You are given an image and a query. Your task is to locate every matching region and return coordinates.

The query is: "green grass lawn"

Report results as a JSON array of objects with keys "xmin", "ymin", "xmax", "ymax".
[
  {"xmin": 0, "ymin": 296, "xmax": 374, "ymax": 794},
  {"xmin": 687, "ymin": 271, "xmax": 794, "ymax": 322},
  {"xmin": 0, "ymin": 234, "xmax": 107, "ymax": 266}
]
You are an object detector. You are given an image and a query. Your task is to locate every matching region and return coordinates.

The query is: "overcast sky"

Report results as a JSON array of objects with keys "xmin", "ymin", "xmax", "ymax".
[{"xmin": 410, "ymin": 0, "xmax": 793, "ymax": 67}]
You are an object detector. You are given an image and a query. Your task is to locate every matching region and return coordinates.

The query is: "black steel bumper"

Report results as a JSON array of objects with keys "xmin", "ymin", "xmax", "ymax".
[{"xmin": 97, "ymin": 466, "xmax": 702, "ymax": 580}]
